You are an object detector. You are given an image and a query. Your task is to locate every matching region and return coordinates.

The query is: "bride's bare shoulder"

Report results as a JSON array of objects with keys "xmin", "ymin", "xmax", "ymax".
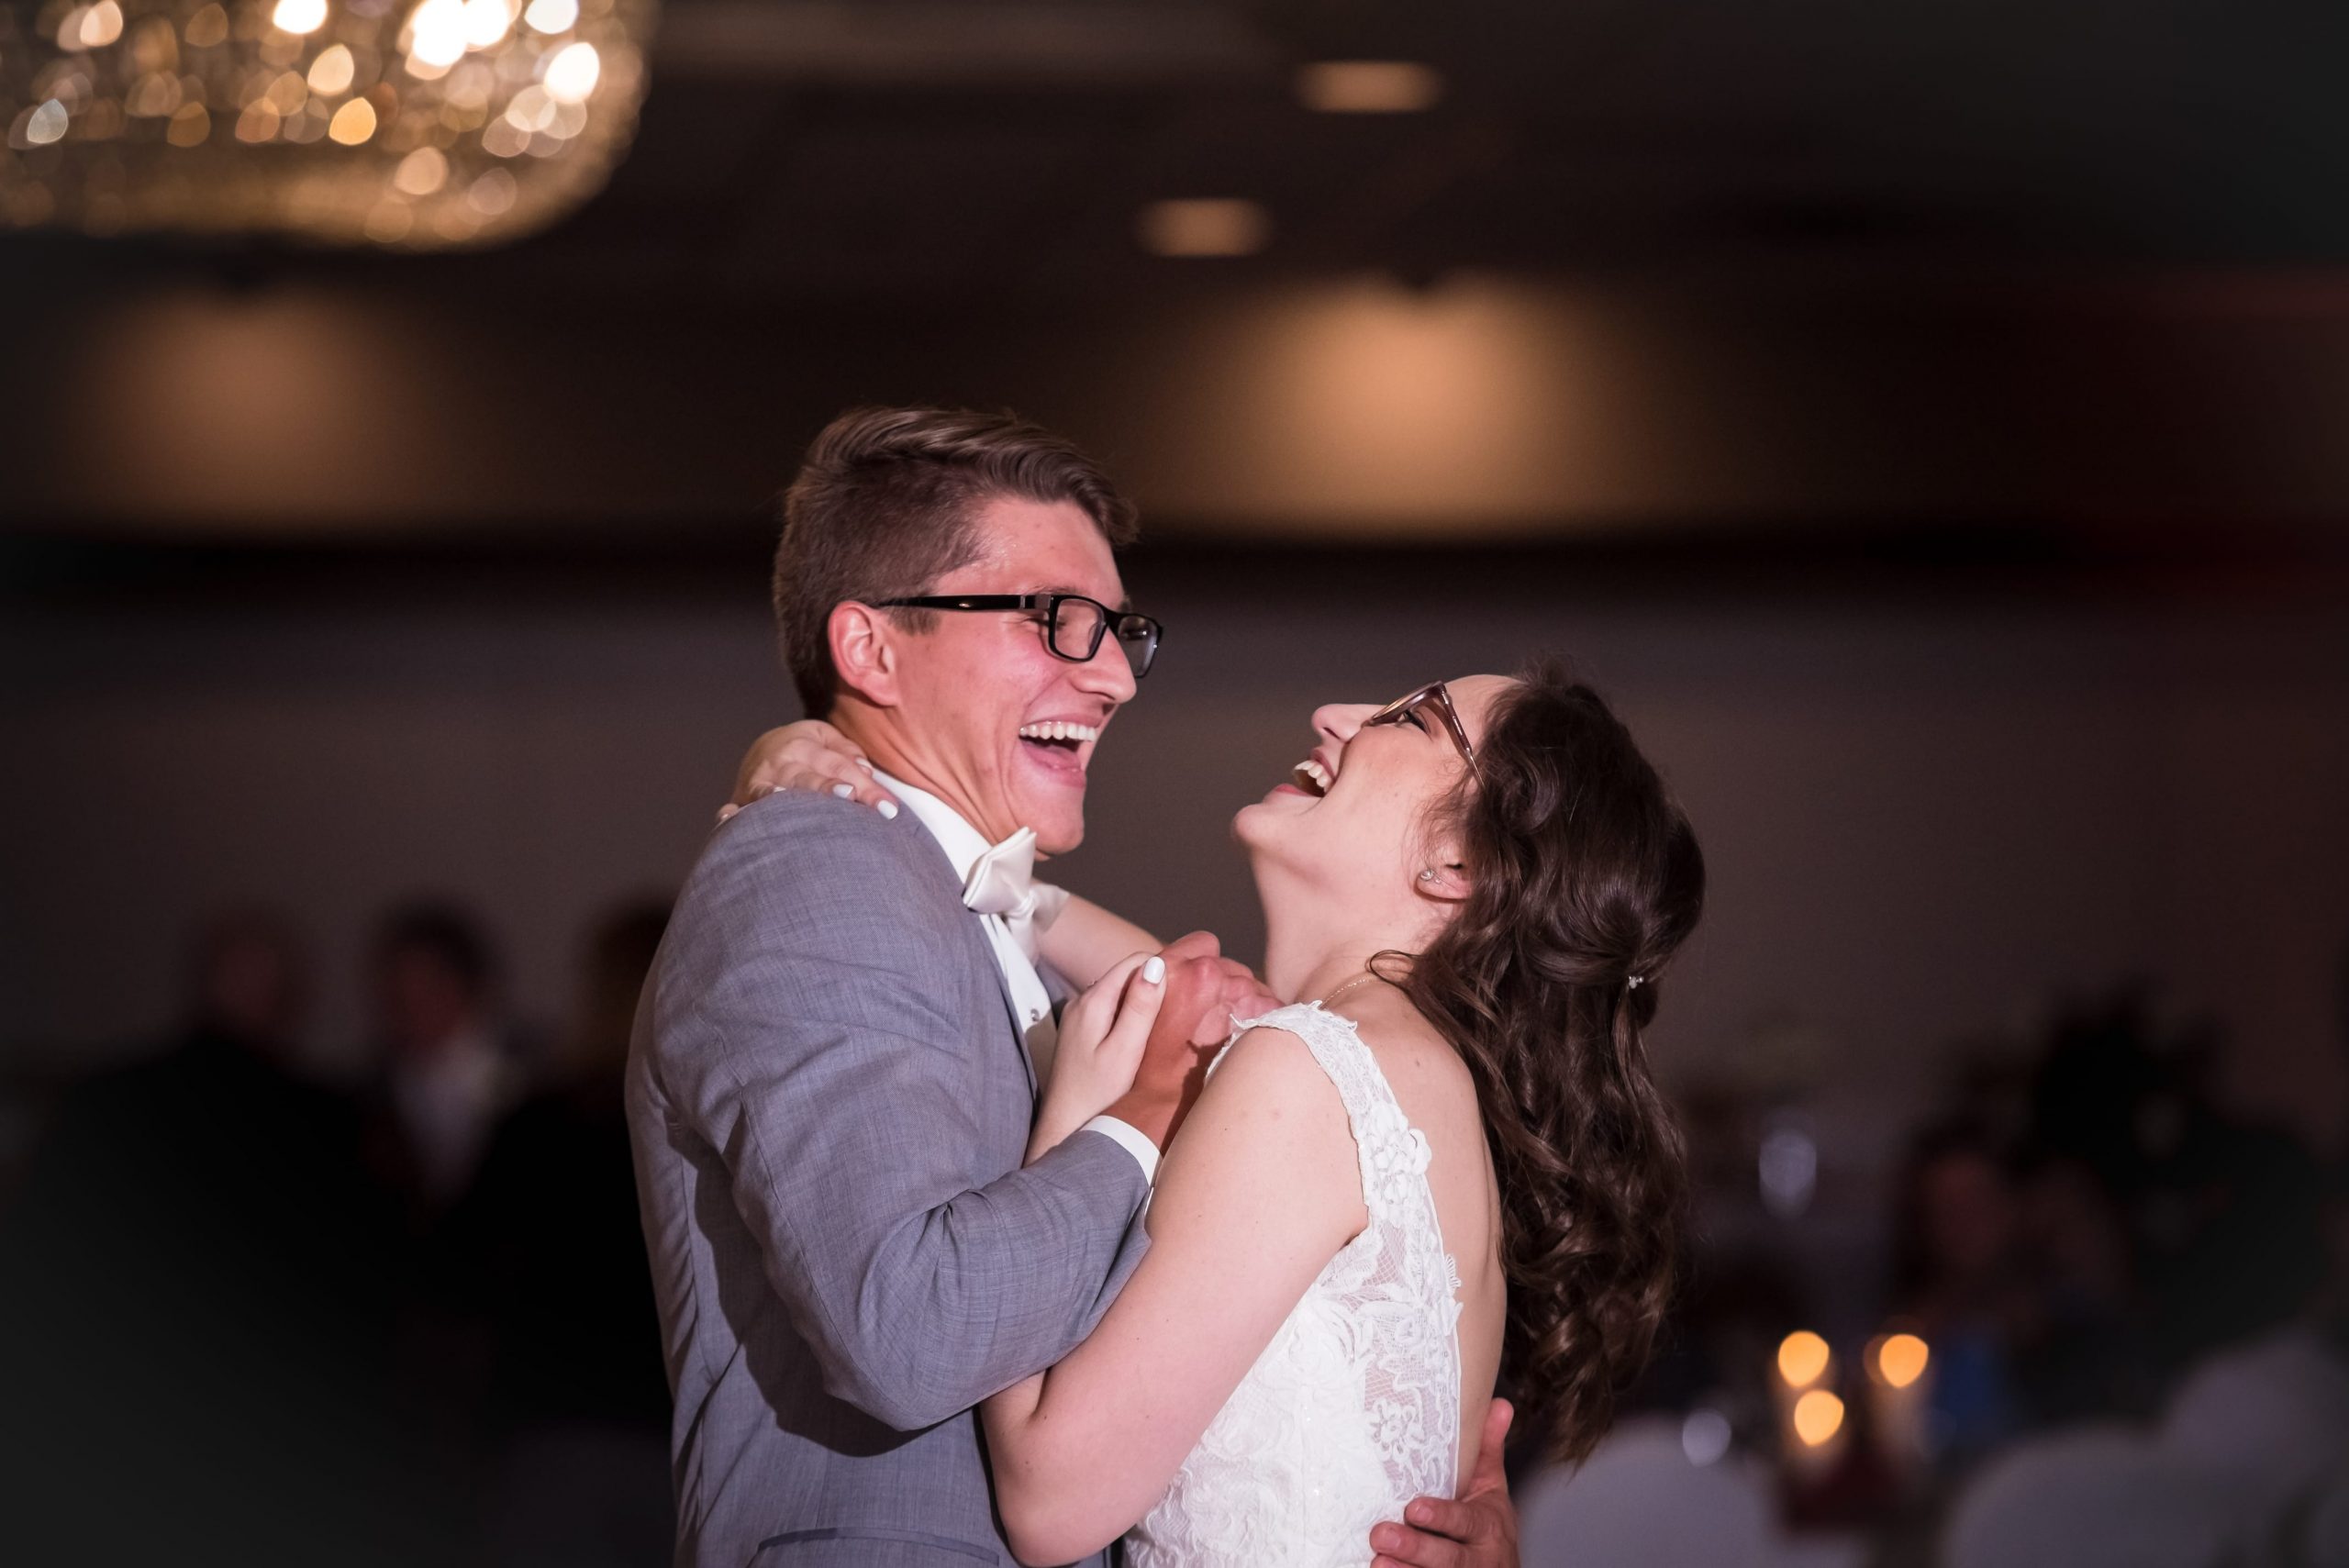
[
  {"xmin": 1333, "ymin": 986, "xmax": 1479, "ymax": 1105},
  {"xmin": 1156, "ymin": 1019, "xmax": 1365, "ymax": 1229},
  {"xmin": 1204, "ymin": 1017, "xmax": 1344, "ymax": 1105}
]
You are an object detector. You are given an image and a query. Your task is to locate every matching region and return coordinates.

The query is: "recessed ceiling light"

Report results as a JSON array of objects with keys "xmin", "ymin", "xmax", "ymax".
[
  {"xmin": 1295, "ymin": 60, "xmax": 1443, "ymax": 114},
  {"xmin": 1136, "ymin": 198, "xmax": 1271, "ymax": 258}
]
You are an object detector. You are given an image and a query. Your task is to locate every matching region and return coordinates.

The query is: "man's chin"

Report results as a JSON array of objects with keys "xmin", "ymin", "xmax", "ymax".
[
  {"xmin": 1021, "ymin": 791, "xmax": 1087, "ymax": 856},
  {"xmin": 1012, "ymin": 751, "xmax": 1090, "ymax": 853}
]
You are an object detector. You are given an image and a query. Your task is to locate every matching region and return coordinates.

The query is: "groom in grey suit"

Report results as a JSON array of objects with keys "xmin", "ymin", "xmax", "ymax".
[
  {"xmin": 629, "ymin": 406, "xmax": 1524, "ymax": 1568},
  {"xmin": 629, "ymin": 406, "xmax": 1231, "ymax": 1568}
]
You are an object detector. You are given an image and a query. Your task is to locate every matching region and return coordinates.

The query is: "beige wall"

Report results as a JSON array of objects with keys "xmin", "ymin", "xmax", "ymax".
[{"xmin": 6, "ymin": 580, "xmax": 2343, "ymax": 1162}]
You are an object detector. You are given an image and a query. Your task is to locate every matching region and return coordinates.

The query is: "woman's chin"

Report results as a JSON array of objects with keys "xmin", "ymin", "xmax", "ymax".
[
  {"xmin": 1230, "ymin": 797, "xmax": 1287, "ymax": 848},
  {"xmin": 1230, "ymin": 806, "xmax": 1310, "ymax": 889},
  {"xmin": 1235, "ymin": 783, "xmax": 1314, "ymax": 834}
]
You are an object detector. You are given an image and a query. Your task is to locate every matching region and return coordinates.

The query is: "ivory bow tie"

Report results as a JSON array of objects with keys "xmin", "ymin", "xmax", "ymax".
[{"xmin": 961, "ymin": 827, "xmax": 1070, "ymax": 962}]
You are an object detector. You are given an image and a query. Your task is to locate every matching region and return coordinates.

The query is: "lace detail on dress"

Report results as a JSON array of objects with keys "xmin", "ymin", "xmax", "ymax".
[{"xmin": 1126, "ymin": 1002, "xmax": 1465, "ymax": 1567}]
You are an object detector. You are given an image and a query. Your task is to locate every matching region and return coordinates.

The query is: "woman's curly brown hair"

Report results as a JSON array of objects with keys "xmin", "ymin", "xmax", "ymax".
[{"xmin": 1378, "ymin": 660, "xmax": 1704, "ymax": 1464}]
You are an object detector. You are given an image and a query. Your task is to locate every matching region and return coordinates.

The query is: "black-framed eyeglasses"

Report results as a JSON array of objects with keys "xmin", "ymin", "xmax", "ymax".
[
  {"xmin": 874, "ymin": 593, "xmax": 1163, "ymax": 679},
  {"xmin": 1363, "ymin": 681, "xmax": 1478, "ymax": 773}
]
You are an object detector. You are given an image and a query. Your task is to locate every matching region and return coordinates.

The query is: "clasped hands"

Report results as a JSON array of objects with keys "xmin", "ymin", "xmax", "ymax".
[{"xmin": 1033, "ymin": 931, "xmax": 1278, "ymax": 1159}]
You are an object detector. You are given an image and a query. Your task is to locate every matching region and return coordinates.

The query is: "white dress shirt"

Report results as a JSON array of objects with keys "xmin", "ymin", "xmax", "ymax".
[{"xmin": 875, "ymin": 771, "xmax": 1159, "ymax": 1182}]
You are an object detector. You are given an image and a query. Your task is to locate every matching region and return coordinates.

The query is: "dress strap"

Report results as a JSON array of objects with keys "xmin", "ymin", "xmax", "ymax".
[{"xmin": 1230, "ymin": 1002, "xmax": 1438, "ymax": 1227}]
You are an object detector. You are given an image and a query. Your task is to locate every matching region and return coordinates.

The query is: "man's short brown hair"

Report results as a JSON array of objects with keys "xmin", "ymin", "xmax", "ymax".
[{"xmin": 773, "ymin": 406, "xmax": 1141, "ymax": 717}]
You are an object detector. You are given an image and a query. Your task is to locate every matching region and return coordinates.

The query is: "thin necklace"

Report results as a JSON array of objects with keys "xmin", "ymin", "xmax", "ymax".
[{"xmin": 1319, "ymin": 971, "xmax": 1386, "ymax": 1010}]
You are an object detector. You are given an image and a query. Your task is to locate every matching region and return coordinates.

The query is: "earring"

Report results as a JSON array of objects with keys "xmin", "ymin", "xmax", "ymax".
[{"xmin": 1418, "ymin": 869, "xmax": 1436, "ymax": 883}]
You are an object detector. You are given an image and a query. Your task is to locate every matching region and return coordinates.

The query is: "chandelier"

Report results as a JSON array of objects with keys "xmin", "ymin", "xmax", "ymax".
[{"xmin": 0, "ymin": 0, "xmax": 654, "ymax": 249}]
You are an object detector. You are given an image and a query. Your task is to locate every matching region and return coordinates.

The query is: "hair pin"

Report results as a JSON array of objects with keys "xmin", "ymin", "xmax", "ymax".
[{"xmin": 1627, "ymin": 974, "xmax": 1647, "ymax": 989}]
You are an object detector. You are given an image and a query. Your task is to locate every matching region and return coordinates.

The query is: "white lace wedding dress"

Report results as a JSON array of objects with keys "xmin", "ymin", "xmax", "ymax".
[{"xmin": 1125, "ymin": 1002, "xmax": 1466, "ymax": 1567}]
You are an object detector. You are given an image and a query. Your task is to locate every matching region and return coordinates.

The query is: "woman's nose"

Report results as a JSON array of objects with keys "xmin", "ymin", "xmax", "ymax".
[{"xmin": 1314, "ymin": 702, "xmax": 1379, "ymax": 745}]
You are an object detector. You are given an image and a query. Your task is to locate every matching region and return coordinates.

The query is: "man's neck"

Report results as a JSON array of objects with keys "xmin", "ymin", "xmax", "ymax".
[{"xmin": 829, "ymin": 706, "xmax": 996, "ymax": 840}]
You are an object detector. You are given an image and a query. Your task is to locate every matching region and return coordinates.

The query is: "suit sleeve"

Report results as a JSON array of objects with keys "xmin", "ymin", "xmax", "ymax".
[{"xmin": 648, "ymin": 795, "xmax": 1152, "ymax": 1432}]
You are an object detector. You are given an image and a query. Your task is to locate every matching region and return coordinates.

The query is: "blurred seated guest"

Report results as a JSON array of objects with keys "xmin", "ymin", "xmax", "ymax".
[
  {"xmin": 2148, "ymin": 1112, "xmax": 2330, "ymax": 1374},
  {"xmin": 2010, "ymin": 1150, "xmax": 2157, "ymax": 1426},
  {"xmin": 452, "ymin": 898, "xmax": 674, "ymax": 1566},
  {"xmin": 0, "ymin": 908, "xmax": 417, "ymax": 1565},
  {"xmin": 2026, "ymin": 989, "xmax": 2328, "ymax": 1376},
  {"xmin": 185, "ymin": 904, "xmax": 311, "ymax": 1064},
  {"xmin": 8, "ymin": 907, "xmax": 384, "ymax": 1303},
  {"xmin": 1892, "ymin": 1119, "xmax": 2030, "ymax": 1466},
  {"xmin": 362, "ymin": 900, "xmax": 529, "ymax": 1218}
]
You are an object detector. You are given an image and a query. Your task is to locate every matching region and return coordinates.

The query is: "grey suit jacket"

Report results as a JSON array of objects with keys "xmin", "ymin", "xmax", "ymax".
[{"xmin": 628, "ymin": 792, "xmax": 1152, "ymax": 1568}]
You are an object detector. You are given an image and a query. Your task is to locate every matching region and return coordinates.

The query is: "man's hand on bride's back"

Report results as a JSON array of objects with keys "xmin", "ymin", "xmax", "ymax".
[{"xmin": 1370, "ymin": 1399, "xmax": 1521, "ymax": 1568}]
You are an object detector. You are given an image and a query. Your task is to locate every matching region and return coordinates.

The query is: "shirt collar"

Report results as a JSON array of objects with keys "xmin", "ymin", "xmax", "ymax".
[{"xmin": 871, "ymin": 768, "xmax": 1006, "ymax": 884}]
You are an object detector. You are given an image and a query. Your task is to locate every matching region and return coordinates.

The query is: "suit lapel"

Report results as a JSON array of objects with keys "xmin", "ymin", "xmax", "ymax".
[{"xmin": 983, "ymin": 944, "xmax": 1040, "ymax": 1103}]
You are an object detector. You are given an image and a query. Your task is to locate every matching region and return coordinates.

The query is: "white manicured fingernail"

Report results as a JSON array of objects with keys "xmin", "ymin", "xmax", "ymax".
[
  {"xmin": 831, "ymin": 782, "xmax": 854, "ymax": 798},
  {"xmin": 1142, "ymin": 956, "xmax": 1165, "ymax": 984},
  {"xmin": 856, "ymin": 758, "xmax": 874, "ymax": 773},
  {"xmin": 877, "ymin": 800, "xmax": 899, "ymax": 819}
]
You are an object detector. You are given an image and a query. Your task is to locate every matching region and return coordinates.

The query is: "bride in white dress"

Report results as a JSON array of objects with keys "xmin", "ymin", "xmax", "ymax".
[{"xmin": 735, "ymin": 662, "xmax": 1704, "ymax": 1565}]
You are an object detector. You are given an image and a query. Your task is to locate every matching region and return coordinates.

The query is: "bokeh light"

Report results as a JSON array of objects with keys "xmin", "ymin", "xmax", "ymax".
[
  {"xmin": 1870, "ymin": 1332, "xmax": 1932, "ymax": 1388},
  {"xmin": 1136, "ymin": 197, "xmax": 1270, "ymax": 259},
  {"xmin": 271, "ymin": 0, "xmax": 326, "ymax": 37},
  {"xmin": 540, "ymin": 39, "xmax": 596, "ymax": 103},
  {"xmin": 1792, "ymin": 1389, "xmax": 1846, "ymax": 1447},
  {"xmin": 1680, "ymin": 1407, "xmax": 1733, "ymax": 1466},
  {"xmin": 1295, "ymin": 60, "xmax": 1444, "ymax": 114},
  {"xmin": 0, "ymin": 0, "xmax": 655, "ymax": 248},
  {"xmin": 1777, "ymin": 1330, "xmax": 1833, "ymax": 1387}
]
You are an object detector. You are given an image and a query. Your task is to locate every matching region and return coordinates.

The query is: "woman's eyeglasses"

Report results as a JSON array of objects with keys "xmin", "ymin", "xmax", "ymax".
[
  {"xmin": 874, "ymin": 593, "xmax": 1163, "ymax": 679},
  {"xmin": 1362, "ymin": 681, "xmax": 1478, "ymax": 773}
]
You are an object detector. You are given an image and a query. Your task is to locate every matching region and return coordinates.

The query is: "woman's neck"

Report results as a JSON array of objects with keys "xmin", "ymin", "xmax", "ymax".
[{"xmin": 1261, "ymin": 897, "xmax": 1425, "ymax": 1006}]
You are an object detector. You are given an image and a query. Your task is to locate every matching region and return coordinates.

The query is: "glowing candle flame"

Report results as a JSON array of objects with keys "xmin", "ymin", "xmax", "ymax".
[
  {"xmin": 1792, "ymin": 1389, "xmax": 1845, "ymax": 1447},
  {"xmin": 1873, "ymin": 1332, "xmax": 1931, "ymax": 1389},
  {"xmin": 1777, "ymin": 1330, "xmax": 1832, "ymax": 1388}
]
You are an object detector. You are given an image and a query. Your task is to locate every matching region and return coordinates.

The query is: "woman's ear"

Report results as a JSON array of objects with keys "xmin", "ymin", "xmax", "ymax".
[
  {"xmin": 1412, "ymin": 848, "xmax": 1473, "ymax": 903},
  {"xmin": 829, "ymin": 602, "xmax": 900, "ymax": 707}
]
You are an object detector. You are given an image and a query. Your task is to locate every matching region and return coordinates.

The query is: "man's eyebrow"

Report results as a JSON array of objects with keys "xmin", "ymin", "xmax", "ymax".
[{"xmin": 1032, "ymin": 583, "xmax": 1135, "ymax": 612}]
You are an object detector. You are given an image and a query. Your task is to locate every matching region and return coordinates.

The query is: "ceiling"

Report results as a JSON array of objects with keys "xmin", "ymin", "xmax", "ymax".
[
  {"xmin": 10, "ymin": 0, "xmax": 2349, "ymax": 571},
  {"xmin": 478, "ymin": 0, "xmax": 2349, "ymax": 303}
]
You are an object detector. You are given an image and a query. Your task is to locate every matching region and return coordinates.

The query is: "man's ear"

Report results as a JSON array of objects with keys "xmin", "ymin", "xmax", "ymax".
[{"xmin": 828, "ymin": 602, "xmax": 902, "ymax": 708}]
